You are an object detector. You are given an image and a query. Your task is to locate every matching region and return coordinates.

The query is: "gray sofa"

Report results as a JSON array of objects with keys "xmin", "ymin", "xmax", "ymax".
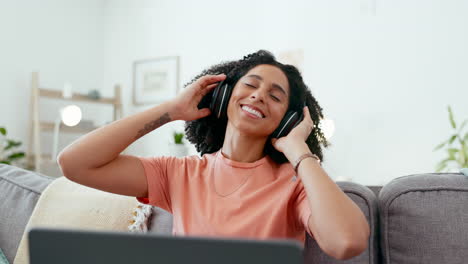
[{"xmin": 1, "ymin": 163, "xmax": 468, "ymax": 264}]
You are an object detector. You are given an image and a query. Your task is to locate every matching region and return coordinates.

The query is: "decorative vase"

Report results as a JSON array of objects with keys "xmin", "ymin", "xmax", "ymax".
[{"xmin": 169, "ymin": 144, "xmax": 188, "ymax": 157}]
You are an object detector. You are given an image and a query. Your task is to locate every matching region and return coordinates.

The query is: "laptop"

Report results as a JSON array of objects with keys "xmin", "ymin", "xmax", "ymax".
[{"xmin": 28, "ymin": 227, "xmax": 304, "ymax": 264}]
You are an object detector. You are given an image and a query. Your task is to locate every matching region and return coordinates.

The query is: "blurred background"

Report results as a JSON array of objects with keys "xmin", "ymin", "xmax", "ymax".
[{"xmin": 0, "ymin": 0, "xmax": 467, "ymax": 185}]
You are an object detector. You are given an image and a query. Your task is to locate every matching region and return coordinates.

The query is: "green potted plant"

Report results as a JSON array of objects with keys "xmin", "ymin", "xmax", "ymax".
[
  {"xmin": 169, "ymin": 131, "xmax": 188, "ymax": 157},
  {"xmin": 174, "ymin": 132, "xmax": 184, "ymax": 145},
  {"xmin": 0, "ymin": 126, "xmax": 26, "ymax": 168},
  {"xmin": 433, "ymin": 106, "xmax": 468, "ymax": 172}
]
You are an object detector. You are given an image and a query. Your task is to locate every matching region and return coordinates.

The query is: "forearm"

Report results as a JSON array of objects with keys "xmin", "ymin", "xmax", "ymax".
[
  {"xmin": 286, "ymin": 144, "xmax": 370, "ymax": 259},
  {"xmin": 299, "ymin": 159, "xmax": 369, "ymax": 255},
  {"xmin": 58, "ymin": 101, "xmax": 178, "ymax": 170}
]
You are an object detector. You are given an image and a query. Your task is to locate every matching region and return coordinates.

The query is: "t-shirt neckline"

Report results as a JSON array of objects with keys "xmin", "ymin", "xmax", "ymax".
[{"xmin": 216, "ymin": 150, "xmax": 268, "ymax": 169}]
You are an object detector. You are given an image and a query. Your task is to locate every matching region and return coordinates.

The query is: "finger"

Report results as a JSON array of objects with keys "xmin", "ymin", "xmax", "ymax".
[
  {"xmin": 198, "ymin": 74, "xmax": 226, "ymax": 88},
  {"xmin": 303, "ymin": 107, "xmax": 316, "ymax": 132},
  {"xmin": 271, "ymin": 138, "xmax": 277, "ymax": 145},
  {"xmin": 200, "ymin": 83, "xmax": 219, "ymax": 97},
  {"xmin": 303, "ymin": 106, "xmax": 314, "ymax": 127},
  {"xmin": 206, "ymin": 83, "xmax": 218, "ymax": 89},
  {"xmin": 196, "ymin": 108, "xmax": 212, "ymax": 119}
]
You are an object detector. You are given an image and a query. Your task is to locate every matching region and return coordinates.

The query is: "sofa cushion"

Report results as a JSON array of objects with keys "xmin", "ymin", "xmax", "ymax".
[
  {"xmin": 303, "ymin": 181, "xmax": 380, "ymax": 264},
  {"xmin": 379, "ymin": 173, "xmax": 468, "ymax": 264},
  {"xmin": 148, "ymin": 206, "xmax": 173, "ymax": 235},
  {"xmin": 145, "ymin": 181, "xmax": 380, "ymax": 263},
  {"xmin": 0, "ymin": 165, "xmax": 52, "ymax": 264},
  {"xmin": 13, "ymin": 176, "xmax": 140, "ymax": 264}
]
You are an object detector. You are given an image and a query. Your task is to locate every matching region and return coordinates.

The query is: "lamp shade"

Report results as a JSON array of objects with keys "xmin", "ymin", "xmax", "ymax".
[
  {"xmin": 319, "ymin": 118, "xmax": 335, "ymax": 140},
  {"xmin": 60, "ymin": 105, "xmax": 82, "ymax": 127}
]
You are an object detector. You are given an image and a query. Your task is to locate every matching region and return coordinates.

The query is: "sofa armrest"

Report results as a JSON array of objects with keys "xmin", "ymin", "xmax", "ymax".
[
  {"xmin": 303, "ymin": 181, "xmax": 380, "ymax": 264},
  {"xmin": 0, "ymin": 165, "xmax": 53, "ymax": 264}
]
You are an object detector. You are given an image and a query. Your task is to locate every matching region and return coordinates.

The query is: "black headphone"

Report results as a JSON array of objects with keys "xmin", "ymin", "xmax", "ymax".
[{"xmin": 209, "ymin": 79, "xmax": 304, "ymax": 138}]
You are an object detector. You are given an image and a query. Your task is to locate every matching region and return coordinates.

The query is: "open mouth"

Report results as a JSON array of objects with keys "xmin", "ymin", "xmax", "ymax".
[{"xmin": 240, "ymin": 104, "xmax": 266, "ymax": 119}]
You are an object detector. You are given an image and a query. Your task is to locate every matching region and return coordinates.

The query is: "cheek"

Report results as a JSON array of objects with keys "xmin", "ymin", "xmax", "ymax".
[
  {"xmin": 226, "ymin": 94, "xmax": 240, "ymax": 119},
  {"xmin": 274, "ymin": 106, "xmax": 291, "ymax": 127},
  {"xmin": 227, "ymin": 94, "xmax": 238, "ymax": 110},
  {"xmin": 271, "ymin": 109, "xmax": 287, "ymax": 125},
  {"xmin": 227, "ymin": 88, "xmax": 245, "ymax": 111}
]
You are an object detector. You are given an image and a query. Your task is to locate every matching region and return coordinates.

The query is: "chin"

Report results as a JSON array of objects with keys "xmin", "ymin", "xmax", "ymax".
[{"xmin": 232, "ymin": 122, "xmax": 273, "ymax": 138}]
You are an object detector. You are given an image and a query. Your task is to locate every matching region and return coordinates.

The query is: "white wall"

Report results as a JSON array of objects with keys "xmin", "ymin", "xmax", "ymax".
[
  {"xmin": 0, "ymin": 0, "xmax": 105, "ymax": 175},
  {"xmin": 101, "ymin": 0, "xmax": 468, "ymax": 186},
  {"xmin": 2, "ymin": 0, "xmax": 467, "ymax": 185}
]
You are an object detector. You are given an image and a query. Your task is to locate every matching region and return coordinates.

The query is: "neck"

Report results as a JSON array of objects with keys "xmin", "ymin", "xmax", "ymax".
[{"xmin": 221, "ymin": 122, "xmax": 267, "ymax": 163}]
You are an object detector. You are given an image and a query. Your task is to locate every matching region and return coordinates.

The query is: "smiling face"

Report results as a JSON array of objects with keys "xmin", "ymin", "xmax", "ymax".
[{"xmin": 226, "ymin": 64, "xmax": 290, "ymax": 137}]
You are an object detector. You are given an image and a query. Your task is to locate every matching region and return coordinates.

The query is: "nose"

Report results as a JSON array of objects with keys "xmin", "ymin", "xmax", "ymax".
[{"xmin": 249, "ymin": 87, "xmax": 266, "ymax": 103}]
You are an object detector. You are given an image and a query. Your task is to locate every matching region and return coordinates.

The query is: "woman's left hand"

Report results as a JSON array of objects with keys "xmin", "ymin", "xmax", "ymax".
[{"xmin": 271, "ymin": 106, "xmax": 315, "ymax": 155}]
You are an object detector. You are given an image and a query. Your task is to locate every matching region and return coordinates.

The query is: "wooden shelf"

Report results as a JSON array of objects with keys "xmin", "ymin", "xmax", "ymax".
[
  {"xmin": 29, "ymin": 72, "xmax": 122, "ymax": 174},
  {"xmin": 40, "ymin": 121, "xmax": 98, "ymax": 133},
  {"xmin": 27, "ymin": 153, "xmax": 55, "ymax": 164},
  {"xmin": 38, "ymin": 88, "xmax": 118, "ymax": 105}
]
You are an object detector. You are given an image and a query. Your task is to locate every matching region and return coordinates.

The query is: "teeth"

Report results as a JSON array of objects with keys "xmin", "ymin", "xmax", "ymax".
[{"xmin": 241, "ymin": 105, "xmax": 263, "ymax": 118}]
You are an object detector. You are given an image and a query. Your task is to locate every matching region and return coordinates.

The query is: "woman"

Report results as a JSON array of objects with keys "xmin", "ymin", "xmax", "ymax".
[{"xmin": 58, "ymin": 50, "xmax": 369, "ymax": 260}]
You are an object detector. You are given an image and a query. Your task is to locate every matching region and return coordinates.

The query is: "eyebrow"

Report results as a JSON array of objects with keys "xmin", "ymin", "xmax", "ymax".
[{"xmin": 245, "ymin": 74, "xmax": 287, "ymax": 96}]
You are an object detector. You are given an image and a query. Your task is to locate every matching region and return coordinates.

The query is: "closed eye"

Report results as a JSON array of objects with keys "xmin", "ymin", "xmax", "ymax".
[
  {"xmin": 244, "ymin": 82, "xmax": 281, "ymax": 102},
  {"xmin": 270, "ymin": 94, "xmax": 280, "ymax": 102}
]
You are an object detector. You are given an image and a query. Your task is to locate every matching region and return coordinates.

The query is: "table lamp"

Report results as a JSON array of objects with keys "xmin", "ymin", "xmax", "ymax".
[
  {"xmin": 51, "ymin": 105, "xmax": 82, "ymax": 161},
  {"xmin": 319, "ymin": 118, "xmax": 335, "ymax": 140}
]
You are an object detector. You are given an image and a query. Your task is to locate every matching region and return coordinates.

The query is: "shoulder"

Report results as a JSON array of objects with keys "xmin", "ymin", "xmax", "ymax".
[
  {"xmin": 163, "ymin": 152, "xmax": 217, "ymax": 169},
  {"xmin": 268, "ymin": 156, "xmax": 295, "ymax": 176},
  {"xmin": 260, "ymin": 155, "xmax": 297, "ymax": 183},
  {"xmin": 161, "ymin": 154, "xmax": 210, "ymax": 167}
]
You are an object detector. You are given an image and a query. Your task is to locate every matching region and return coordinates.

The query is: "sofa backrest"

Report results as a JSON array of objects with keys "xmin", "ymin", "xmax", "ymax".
[
  {"xmin": 4, "ymin": 163, "xmax": 468, "ymax": 264},
  {"xmin": 378, "ymin": 173, "xmax": 468, "ymax": 264}
]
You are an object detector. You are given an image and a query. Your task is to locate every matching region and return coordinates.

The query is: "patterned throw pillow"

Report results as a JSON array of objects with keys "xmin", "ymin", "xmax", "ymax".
[{"xmin": 128, "ymin": 203, "xmax": 153, "ymax": 232}]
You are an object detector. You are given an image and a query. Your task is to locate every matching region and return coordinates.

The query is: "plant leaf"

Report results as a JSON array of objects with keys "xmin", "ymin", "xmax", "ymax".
[
  {"xmin": 459, "ymin": 144, "xmax": 466, "ymax": 166},
  {"xmin": 0, "ymin": 160, "xmax": 11, "ymax": 165},
  {"xmin": 0, "ymin": 127, "xmax": 6, "ymax": 136},
  {"xmin": 433, "ymin": 140, "xmax": 448, "ymax": 151},
  {"xmin": 465, "ymin": 142, "xmax": 468, "ymax": 164},
  {"xmin": 5, "ymin": 140, "xmax": 21, "ymax": 150},
  {"xmin": 435, "ymin": 164, "xmax": 447, "ymax": 172},
  {"xmin": 459, "ymin": 135, "xmax": 466, "ymax": 147},
  {"xmin": 7, "ymin": 152, "xmax": 25, "ymax": 160},
  {"xmin": 448, "ymin": 105, "xmax": 457, "ymax": 129},
  {"xmin": 458, "ymin": 119, "xmax": 468, "ymax": 133},
  {"xmin": 447, "ymin": 148, "xmax": 458, "ymax": 159},
  {"xmin": 435, "ymin": 159, "xmax": 449, "ymax": 172},
  {"xmin": 449, "ymin": 134, "xmax": 457, "ymax": 145}
]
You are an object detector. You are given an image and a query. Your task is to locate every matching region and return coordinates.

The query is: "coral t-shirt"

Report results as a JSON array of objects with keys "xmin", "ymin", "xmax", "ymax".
[{"xmin": 136, "ymin": 150, "xmax": 313, "ymax": 244}]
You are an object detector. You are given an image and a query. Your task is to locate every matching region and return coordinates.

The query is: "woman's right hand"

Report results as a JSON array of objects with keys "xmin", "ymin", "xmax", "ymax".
[{"xmin": 170, "ymin": 74, "xmax": 226, "ymax": 121}]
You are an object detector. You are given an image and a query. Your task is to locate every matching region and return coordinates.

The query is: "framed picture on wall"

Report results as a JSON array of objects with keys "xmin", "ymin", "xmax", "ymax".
[{"xmin": 133, "ymin": 56, "xmax": 180, "ymax": 105}]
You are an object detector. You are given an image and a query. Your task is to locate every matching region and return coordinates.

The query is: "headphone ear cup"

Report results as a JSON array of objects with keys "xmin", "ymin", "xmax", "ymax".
[
  {"xmin": 209, "ymin": 81, "xmax": 222, "ymax": 114},
  {"xmin": 271, "ymin": 111, "xmax": 303, "ymax": 138},
  {"xmin": 210, "ymin": 80, "xmax": 232, "ymax": 119}
]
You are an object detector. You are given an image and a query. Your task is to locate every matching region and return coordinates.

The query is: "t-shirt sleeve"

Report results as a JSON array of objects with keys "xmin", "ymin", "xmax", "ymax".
[
  {"xmin": 294, "ymin": 181, "xmax": 314, "ymax": 238},
  {"xmin": 136, "ymin": 156, "xmax": 179, "ymax": 213}
]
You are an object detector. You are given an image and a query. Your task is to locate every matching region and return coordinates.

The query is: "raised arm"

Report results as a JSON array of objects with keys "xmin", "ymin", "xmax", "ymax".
[{"xmin": 57, "ymin": 74, "xmax": 226, "ymax": 197}]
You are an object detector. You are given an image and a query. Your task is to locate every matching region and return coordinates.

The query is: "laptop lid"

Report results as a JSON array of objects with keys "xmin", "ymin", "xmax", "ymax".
[{"xmin": 29, "ymin": 227, "xmax": 304, "ymax": 264}]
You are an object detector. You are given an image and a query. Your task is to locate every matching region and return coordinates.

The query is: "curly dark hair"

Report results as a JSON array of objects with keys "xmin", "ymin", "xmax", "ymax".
[{"xmin": 184, "ymin": 50, "xmax": 330, "ymax": 164}]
